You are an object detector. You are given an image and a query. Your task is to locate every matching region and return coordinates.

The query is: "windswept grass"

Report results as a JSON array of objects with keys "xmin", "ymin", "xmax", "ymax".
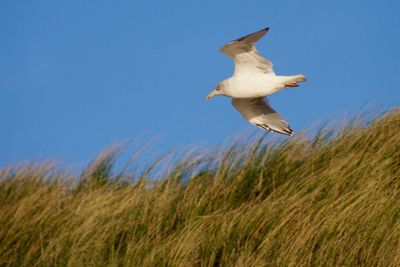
[{"xmin": 0, "ymin": 109, "xmax": 399, "ymax": 266}]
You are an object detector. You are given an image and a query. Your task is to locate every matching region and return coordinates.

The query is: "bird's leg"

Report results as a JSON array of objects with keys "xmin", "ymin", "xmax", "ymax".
[
  {"xmin": 284, "ymin": 82, "xmax": 299, "ymax": 88},
  {"xmin": 283, "ymin": 74, "xmax": 306, "ymax": 88}
]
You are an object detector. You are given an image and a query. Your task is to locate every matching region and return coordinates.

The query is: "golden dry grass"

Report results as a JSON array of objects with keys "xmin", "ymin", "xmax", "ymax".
[{"xmin": 0, "ymin": 109, "xmax": 399, "ymax": 266}]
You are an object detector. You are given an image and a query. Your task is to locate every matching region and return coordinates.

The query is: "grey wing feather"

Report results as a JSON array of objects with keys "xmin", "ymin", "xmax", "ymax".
[
  {"xmin": 220, "ymin": 28, "xmax": 275, "ymax": 76},
  {"xmin": 231, "ymin": 97, "xmax": 293, "ymax": 136}
]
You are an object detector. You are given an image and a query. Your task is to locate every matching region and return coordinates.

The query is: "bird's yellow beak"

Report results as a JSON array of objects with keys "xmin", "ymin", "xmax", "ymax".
[{"xmin": 206, "ymin": 90, "xmax": 218, "ymax": 100}]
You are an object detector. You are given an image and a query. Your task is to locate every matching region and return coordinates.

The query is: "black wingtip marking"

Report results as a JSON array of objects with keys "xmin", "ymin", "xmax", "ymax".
[
  {"xmin": 256, "ymin": 124, "xmax": 293, "ymax": 136},
  {"xmin": 256, "ymin": 124, "xmax": 270, "ymax": 131},
  {"xmin": 231, "ymin": 27, "xmax": 270, "ymax": 43}
]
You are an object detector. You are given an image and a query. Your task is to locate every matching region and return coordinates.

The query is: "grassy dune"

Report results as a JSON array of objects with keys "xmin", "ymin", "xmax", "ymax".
[{"xmin": 1, "ymin": 109, "xmax": 399, "ymax": 266}]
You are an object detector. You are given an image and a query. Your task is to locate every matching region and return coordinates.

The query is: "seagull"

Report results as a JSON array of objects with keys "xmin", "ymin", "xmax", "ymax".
[{"xmin": 207, "ymin": 27, "xmax": 306, "ymax": 136}]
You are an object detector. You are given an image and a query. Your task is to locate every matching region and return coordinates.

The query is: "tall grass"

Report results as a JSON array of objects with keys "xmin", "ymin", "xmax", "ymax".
[{"xmin": 0, "ymin": 109, "xmax": 399, "ymax": 266}]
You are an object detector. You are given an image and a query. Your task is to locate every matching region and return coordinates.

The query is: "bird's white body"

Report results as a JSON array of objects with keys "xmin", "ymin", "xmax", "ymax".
[{"xmin": 221, "ymin": 74, "xmax": 305, "ymax": 99}]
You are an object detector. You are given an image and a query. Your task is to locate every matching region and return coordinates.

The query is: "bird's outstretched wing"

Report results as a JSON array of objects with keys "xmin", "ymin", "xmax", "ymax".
[
  {"xmin": 220, "ymin": 28, "xmax": 275, "ymax": 77},
  {"xmin": 231, "ymin": 97, "xmax": 293, "ymax": 136}
]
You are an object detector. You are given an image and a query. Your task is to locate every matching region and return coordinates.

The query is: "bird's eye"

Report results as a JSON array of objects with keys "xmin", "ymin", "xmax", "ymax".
[{"xmin": 215, "ymin": 84, "xmax": 221, "ymax": 91}]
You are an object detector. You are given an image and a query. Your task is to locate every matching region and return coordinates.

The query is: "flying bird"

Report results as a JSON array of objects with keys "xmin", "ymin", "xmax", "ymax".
[{"xmin": 207, "ymin": 27, "xmax": 306, "ymax": 136}]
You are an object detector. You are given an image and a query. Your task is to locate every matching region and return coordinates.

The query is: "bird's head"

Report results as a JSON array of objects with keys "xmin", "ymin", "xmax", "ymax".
[{"xmin": 207, "ymin": 82, "xmax": 226, "ymax": 100}]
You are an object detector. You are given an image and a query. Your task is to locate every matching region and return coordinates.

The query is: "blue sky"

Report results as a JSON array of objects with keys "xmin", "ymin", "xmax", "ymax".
[{"xmin": 1, "ymin": 0, "xmax": 399, "ymax": 165}]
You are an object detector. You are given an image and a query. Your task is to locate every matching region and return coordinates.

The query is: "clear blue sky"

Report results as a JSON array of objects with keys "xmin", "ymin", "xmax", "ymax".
[{"xmin": 1, "ymin": 0, "xmax": 399, "ymax": 165}]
